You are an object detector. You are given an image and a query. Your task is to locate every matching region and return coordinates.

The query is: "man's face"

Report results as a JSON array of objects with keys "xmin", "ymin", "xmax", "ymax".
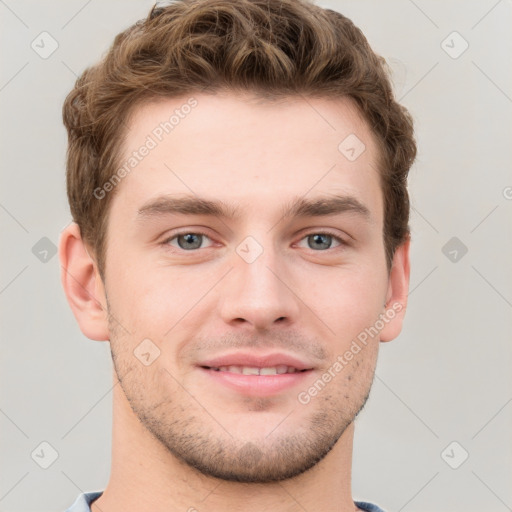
[{"xmin": 101, "ymin": 92, "xmax": 396, "ymax": 482}]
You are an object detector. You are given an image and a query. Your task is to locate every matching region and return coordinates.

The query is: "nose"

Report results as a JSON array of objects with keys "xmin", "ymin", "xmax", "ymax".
[{"xmin": 219, "ymin": 240, "xmax": 300, "ymax": 331}]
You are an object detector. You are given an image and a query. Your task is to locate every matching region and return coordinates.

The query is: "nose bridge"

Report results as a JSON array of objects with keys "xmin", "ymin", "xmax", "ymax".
[{"xmin": 219, "ymin": 233, "xmax": 299, "ymax": 329}]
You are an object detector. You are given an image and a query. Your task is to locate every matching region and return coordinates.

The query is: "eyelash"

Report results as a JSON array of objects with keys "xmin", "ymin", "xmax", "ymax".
[{"xmin": 161, "ymin": 229, "xmax": 348, "ymax": 252}]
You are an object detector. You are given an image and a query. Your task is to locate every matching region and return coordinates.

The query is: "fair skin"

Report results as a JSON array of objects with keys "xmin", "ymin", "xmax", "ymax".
[{"xmin": 60, "ymin": 92, "xmax": 410, "ymax": 512}]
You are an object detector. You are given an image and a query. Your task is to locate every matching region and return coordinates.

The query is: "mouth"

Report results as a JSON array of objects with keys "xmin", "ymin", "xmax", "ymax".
[
  {"xmin": 197, "ymin": 353, "xmax": 315, "ymax": 396},
  {"xmin": 201, "ymin": 364, "xmax": 310, "ymax": 375}
]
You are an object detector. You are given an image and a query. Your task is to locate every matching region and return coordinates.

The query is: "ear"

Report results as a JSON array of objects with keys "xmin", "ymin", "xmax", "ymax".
[
  {"xmin": 379, "ymin": 237, "xmax": 411, "ymax": 343},
  {"xmin": 59, "ymin": 223, "xmax": 109, "ymax": 341}
]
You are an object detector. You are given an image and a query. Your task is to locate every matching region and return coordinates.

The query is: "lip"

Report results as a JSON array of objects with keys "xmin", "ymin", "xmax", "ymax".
[
  {"xmin": 198, "ymin": 352, "xmax": 314, "ymax": 371},
  {"xmin": 197, "ymin": 352, "xmax": 315, "ymax": 397}
]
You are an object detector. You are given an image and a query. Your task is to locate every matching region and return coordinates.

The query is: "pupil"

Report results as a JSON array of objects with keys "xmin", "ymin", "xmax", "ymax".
[
  {"xmin": 310, "ymin": 234, "xmax": 331, "ymax": 250},
  {"xmin": 179, "ymin": 233, "xmax": 201, "ymax": 250}
]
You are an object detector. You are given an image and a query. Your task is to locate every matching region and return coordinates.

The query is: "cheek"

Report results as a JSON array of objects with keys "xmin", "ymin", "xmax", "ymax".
[
  {"xmin": 312, "ymin": 266, "xmax": 387, "ymax": 335},
  {"xmin": 106, "ymin": 260, "xmax": 215, "ymax": 342},
  {"xmin": 104, "ymin": 262, "xmax": 165, "ymax": 334}
]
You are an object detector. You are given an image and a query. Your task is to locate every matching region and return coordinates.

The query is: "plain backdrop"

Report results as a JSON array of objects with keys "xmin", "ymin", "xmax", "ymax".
[{"xmin": 1, "ymin": 1, "xmax": 511, "ymax": 511}]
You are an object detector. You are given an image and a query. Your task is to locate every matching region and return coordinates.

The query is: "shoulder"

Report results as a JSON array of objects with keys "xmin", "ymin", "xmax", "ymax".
[
  {"xmin": 355, "ymin": 501, "xmax": 388, "ymax": 512},
  {"xmin": 64, "ymin": 491, "xmax": 103, "ymax": 512}
]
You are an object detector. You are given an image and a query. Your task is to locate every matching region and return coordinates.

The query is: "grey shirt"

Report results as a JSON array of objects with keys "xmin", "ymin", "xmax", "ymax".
[{"xmin": 65, "ymin": 491, "xmax": 387, "ymax": 511}]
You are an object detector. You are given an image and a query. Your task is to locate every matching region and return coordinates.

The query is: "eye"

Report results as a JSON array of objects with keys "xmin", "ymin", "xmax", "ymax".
[
  {"xmin": 164, "ymin": 231, "xmax": 214, "ymax": 251},
  {"xmin": 161, "ymin": 230, "xmax": 346, "ymax": 252},
  {"xmin": 296, "ymin": 232, "xmax": 345, "ymax": 251}
]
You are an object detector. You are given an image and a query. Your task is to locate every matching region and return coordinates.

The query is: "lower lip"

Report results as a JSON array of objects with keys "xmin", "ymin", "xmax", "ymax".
[{"xmin": 198, "ymin": 367, "xmax": 313, "ymax": 396}]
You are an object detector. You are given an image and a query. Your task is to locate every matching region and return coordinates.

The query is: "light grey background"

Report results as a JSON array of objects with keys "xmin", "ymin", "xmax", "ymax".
[{"xmin": 1, "ymin": 1, "xmax": 511, "ymax": 511}]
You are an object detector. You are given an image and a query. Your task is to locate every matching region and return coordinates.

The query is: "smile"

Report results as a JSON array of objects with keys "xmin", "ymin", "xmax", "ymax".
[{"xmin": 204, "ymin": 365, "xmax": 308, "ymax": 375}]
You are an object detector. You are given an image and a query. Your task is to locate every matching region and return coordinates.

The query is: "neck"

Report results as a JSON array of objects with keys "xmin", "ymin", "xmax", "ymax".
[{"xmin": 92, "ymin": 374, "xmax": 358, "ymax": 512}]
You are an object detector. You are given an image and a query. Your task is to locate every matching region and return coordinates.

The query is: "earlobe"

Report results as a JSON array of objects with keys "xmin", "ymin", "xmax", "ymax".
[
  {"xmin": 379, "ymin": 237, "xmax": 411, "ymax": 343},
  {"xmin": 59, "ymin": 223, "xmax": 110, "ymax": 341}
]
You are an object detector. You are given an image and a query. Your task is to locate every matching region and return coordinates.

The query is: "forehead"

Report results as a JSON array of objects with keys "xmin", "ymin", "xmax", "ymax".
[{"xmin": 112, "ymin": 92, "xmax": 383, "ymax": 224}]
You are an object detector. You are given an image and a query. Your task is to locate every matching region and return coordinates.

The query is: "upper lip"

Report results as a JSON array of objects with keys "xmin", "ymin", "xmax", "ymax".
[{"xmin": 198, "ymin": 352, "xmax": 314, "ymax": 371}]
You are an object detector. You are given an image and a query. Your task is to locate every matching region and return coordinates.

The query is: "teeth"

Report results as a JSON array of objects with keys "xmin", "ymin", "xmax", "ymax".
[
  {"xmin": 210, "ymin": 365, "xmax": 302, "ymax": 375},
  {"xmin": 242, "ymin": 366, "xmax": 260, "ymax": 375}
]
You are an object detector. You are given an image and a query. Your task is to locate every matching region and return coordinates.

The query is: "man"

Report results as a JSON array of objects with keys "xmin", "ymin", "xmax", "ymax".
[{"xmin": 60, "ymin": 0, "xmax": 416, "ymax": 510}]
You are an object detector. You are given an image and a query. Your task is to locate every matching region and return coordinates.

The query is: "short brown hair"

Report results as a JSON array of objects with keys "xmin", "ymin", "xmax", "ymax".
[{"xmin": 62, "ymin": 0, "xmax": 416, "ymax": 276}]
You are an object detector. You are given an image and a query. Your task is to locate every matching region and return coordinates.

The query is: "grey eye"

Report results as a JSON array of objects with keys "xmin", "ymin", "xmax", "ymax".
[
  {"xmin": 177, "ymin": 233, "xmax": 203, "ymax": 250},
  {"xmin": 166, "ymin": 233, "xmax": 213, "ymax": 250},
  {"xmin": 307, "ymin": 234, "xmax": 334, "ymax": 250}
]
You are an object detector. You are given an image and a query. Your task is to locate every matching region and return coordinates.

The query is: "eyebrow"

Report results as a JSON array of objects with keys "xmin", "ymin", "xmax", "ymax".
[{"xmin": 137, "ymin": 194, "xmax": 371, "ymax": 221}]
